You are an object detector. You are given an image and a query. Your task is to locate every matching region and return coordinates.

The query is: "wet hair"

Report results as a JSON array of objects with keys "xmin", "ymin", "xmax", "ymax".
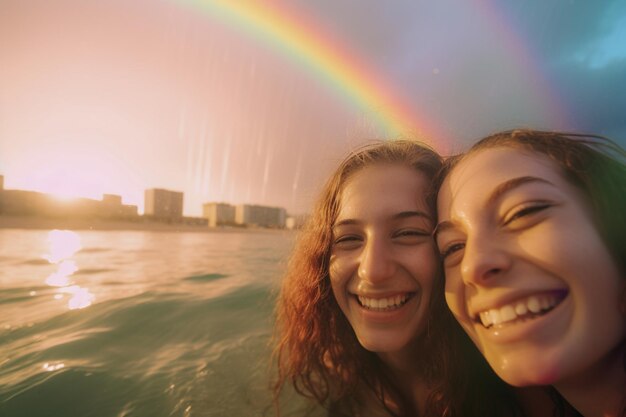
[
  {"xmin": 435, "ymin": 129, "xmax": 626, "ymax": 417},
  {"xmin": 272, "ymin": 140, "xmax": 522, "ymax": 416}
]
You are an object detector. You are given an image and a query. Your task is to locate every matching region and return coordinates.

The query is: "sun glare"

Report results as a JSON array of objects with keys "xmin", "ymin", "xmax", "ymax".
[
  {"xmin": 42, "ymin": 230, "xmax": 95, "ymax": 310},
  {"xmin": 5, "ymin": 143, "xmax": 144, "ymax": 208},
  {"xmin": 32, "ymin": 172, "xmax": 106, "ymax": 202},
  {"xmin": 44, "ymin": 230, "xmax": 82, "ymax": 264}
]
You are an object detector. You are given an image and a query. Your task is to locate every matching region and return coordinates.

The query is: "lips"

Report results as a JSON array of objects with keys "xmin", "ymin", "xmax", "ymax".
[
  {"xmin": 475, "ymin": 290, "xmax": 568, "ymax": 328},
  {"xmin": 356, "ymin": 292, "xmax": 414, "ymax": 311}
]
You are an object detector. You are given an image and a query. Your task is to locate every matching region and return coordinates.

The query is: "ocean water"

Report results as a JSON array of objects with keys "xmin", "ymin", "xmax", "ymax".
[{"xmin": 0, "ymin": 228, "xmax": 317, "ymax": 417}]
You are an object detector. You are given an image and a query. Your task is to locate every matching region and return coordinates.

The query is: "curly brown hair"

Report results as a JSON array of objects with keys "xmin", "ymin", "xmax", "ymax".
[{"xmin": 272, "ymin": 140, "xmax": 521, "ymax": 417}]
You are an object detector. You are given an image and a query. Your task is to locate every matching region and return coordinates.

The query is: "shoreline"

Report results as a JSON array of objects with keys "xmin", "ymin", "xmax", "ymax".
[{"xmin": 0, "ymin": 215, "xmax": 294, "ymax": 234}]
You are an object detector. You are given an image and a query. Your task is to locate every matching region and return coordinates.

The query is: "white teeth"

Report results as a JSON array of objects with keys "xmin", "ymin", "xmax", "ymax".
[
  {"xmin": 357, "ymin": 294, "xmax": 410, "ymax": 311},
  {"xmin": 479, "ymin": 311, "xmax": 493, "ymax": 327},
  {"xmin": 490, "ymin": 309, "xmax": 502, "ymax": 325},
  {"xmin": 477, "ymin": 293, "xmax": 561, "ymax": 328},
  {"xmin": 527, "ymin": 296, "xmax": 541, "ymax": 313},
  {"xmin": 500, "ymin": 305, "xmax": 516, "ymax": 322},
  {"xmin": 514, "ymin": 303, "xmax": 528, "ymax": 316}
]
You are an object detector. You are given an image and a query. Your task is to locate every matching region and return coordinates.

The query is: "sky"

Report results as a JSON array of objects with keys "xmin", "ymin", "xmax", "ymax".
[{"xmin": 1, "ymin": 0, "xmax": 624, "ymax": 216}]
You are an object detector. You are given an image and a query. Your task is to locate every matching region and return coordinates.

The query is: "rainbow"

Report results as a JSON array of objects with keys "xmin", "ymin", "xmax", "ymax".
[{"xmin": 178, "ymin": 0, "xmax": 447, "ymax": 147}]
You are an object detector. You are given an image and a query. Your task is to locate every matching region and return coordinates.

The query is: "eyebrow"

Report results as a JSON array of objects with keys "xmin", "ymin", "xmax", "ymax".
[
  {"xmin": 334, "ymin": 210, "xmax": 431, "ymax": 228},
  {"xmin": 486, "ymin": 176, "xmax": 555, "ymax": 207},
  {"xmin": 433, "ymin": 176, "xmax": 555, "ymax": 241}
]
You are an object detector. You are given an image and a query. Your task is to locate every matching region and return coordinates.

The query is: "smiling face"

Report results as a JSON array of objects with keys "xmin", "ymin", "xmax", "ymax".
[
  {"xmin": 329, "ymin": 164, "xmax": 438, "ymax": 354},
  {"xmin": 436, "ymin": 147, "xmax": 625, "ymax": 387}
]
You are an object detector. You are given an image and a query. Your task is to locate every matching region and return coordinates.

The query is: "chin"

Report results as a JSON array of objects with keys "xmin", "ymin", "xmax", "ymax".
[
  {"xmin": 492, "ymin": 356, "xmax": 562, "ymax": 387},
  {"xmin": 359, "ymin": 340, "xmax": 398, "ymax": 353},
  {"xmin": 357, "ymin": 336, "xmax": 401, "ymax": 353},
  {"xmin": 501, "ymin": 371, "xmax": 559, "ymax": 387}
]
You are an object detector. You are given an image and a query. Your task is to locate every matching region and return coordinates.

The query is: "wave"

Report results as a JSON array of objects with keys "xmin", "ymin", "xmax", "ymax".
[
  {"xmin": 19, "ymin": 259, "xmax": 49, "ymax": 266},
  {"xmin": 182, "ymin": 273, "xmax": 230, "ymax": 283},
  {"xmin": 74, "ymin": 268, "xmax": 113, "ymax": 275},
  {"xmin": 0, "ymin": 229, "xmax": 305, "ymax": 416},
  {"xmin": 0, "ymin": 284, "xmax": 285, "ymax": 416}
]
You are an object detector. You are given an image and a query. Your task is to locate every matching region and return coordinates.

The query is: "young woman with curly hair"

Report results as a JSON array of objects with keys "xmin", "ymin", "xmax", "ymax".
[{"xmin": 272, "ymin": 140, "xmax": 524, "ymax": 417}]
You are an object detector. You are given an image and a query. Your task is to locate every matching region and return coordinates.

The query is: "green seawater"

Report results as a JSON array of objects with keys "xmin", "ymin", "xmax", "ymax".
[{"xmin": 0, "ymin": 229, "xmax": 320, "ymax": 416}]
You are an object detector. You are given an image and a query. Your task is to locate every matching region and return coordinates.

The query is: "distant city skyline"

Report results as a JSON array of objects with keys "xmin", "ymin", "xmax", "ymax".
[
  {"xmin": 1, "ymin": 1, "xmax": 624, "ymax": 216},
  {"xmin": 0, "ymin": 174, "xmax": 294, "ymax": 231}
]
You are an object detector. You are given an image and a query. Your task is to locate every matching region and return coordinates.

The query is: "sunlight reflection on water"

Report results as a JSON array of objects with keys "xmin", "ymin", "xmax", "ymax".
[
  {"xmin": 0, "ymin": 228, "xmax": 312, "ymax": 417},
  {"xmin": 43, "ymin": 230, "xmax": 94, "ymax": 310},
  {"xmin": 43, "ymin": 230, "xmax": 82, "ymax": 263}
]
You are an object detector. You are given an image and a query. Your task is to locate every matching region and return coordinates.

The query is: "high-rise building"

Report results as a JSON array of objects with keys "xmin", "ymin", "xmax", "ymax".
[
  {"xmin": 144, "ymin": 188, "xmax": 183, "ymax": 220},
  {"xmin": 102, "ymin": 194, "xmax": 122, "ymax": 206},
  {"xmin": 203, "ymin": 202, "xmax": 236, "ymax": 227},
  {"xmin": 235, "ymin": 204, "xmax": 286, "ymax": 228},
  {"xmin": 286, "ymin": 214, "xmax": 308, "ymax": 230},
  {"xmin": 101, "ymin": 194, "xmax": 138, "ymax": 218},
  {"xmin": 0, "ymin": 175, "xmax": 138, "ymax": 219}
]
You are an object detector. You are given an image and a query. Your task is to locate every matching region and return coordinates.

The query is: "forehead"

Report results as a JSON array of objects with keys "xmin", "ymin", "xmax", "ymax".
[
  {"xmin": 439, "ymin": 147, "xmax": 564, "ymax": 214},
  {"xmin": 338, "ymin": 164, "xmax": 430, "ymax": 217}
]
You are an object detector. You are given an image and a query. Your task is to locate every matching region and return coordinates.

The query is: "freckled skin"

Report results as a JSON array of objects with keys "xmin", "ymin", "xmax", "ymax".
[{"xmin": 437, "ymin": 147, "xmax": 624, "ymax": 387}]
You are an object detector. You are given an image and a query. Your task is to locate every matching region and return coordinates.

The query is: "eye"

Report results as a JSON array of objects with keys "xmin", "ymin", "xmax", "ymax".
[
  {"xmin": 333, "ymin": 234, "xmax": 362, "ymax": 249},
  {"xmin": 439, "ymin": 242, "xmax": 465, "ymax": 260},
  {"xmin": 503, "ymin": 203, "xmax": 551, "ymax": 226},
  {"xmin": 393, "ymin": 229, "xmax": 430, "ymax": 239},
  {"xmin": 392, "ymin": 228, "xmax": 431, "ymax": 245}
]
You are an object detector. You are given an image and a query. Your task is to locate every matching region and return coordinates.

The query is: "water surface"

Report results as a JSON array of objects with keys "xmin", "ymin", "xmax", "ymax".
[{"xmin": 0, "ymin": 228, "xmax": 314, "ymax": 416}]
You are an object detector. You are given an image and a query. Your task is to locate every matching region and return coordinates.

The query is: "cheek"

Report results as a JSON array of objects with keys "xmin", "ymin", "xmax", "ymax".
[
  {"xmin": 422, "ymin": 267, "xmax": 439, "ymax": 298},
  {"xmin": 445, "ymin": 288, "xmax": 482, "ymax": 349},
  {"xmin": 328, "ymin": 258, "xmax": 352, "ymax": 299},
  {"xmin": 412, "ymin": 244, "xmax": 439, "ymax": 286},
  {"xmin": 444, "ymin": 290, "xmax": 465, "ymax": 322},
  {"xmin": 444, "ymin": 273, "xmax": 481, "ymax": 338},
  {"xmin": 444, "ymin": 273, "xmax": 467, "ymax": 318}
]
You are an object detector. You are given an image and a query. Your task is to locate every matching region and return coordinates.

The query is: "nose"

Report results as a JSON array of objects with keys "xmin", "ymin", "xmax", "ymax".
[
  {"xmin": 357, "ymin": 236, "xmax": 397, "ymax": 284},
  {"xmin": 460, "ymin": 236, "xmax": 511, "ymax": 287}
]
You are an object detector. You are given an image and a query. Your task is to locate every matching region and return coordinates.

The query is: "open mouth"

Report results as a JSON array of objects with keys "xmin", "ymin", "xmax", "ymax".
[
  {"xmin": 475, "ymin": 290, "xmax": 568, "ymax": 329},
  {"xmin": 355, "ymin": 292, "xmax": 415, "ymax": 312}
]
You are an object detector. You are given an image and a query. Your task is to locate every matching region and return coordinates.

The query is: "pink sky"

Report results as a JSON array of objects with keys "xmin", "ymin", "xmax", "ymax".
[{"xmin": 0, "ymin": 0, "xmax": 576, "ymax": 215}]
